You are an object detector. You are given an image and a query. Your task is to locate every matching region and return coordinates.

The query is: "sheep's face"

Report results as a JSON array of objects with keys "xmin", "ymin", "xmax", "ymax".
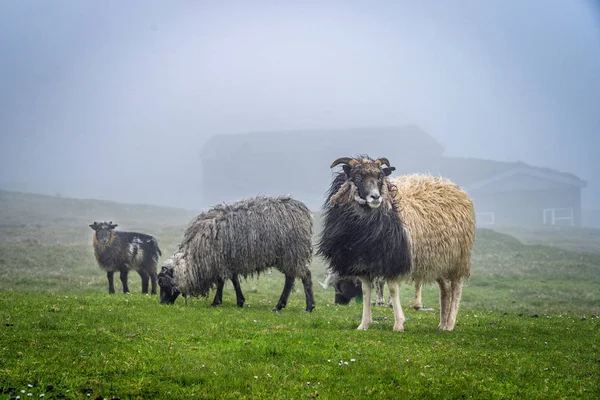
[
  {"xmin": 158, "ymin": 265, "xmax": 180, "ymax": 304},
  {"xmin": 89, "ymin": 221, "xmax": 118, "ymax": 245},
  {"xmin": 333, "ymin": 157, "xmax": 396, "ymax": 209}
]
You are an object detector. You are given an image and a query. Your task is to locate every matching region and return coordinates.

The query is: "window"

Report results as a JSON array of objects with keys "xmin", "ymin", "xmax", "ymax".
[{"xmin": 543, "ymin": 208, "xmax": 574, "ymax": 226}]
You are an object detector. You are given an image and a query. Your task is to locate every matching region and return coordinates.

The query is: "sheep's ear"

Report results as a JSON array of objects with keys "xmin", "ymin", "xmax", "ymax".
[
  {"xmin": 89, "ymin": 223, "xmax": 97, "ymax": 230},
  {"xmin": 382, "ymin": 167, "xmax": 396, "ymax": 176},
  {"xmin": 342, "ymin": 165, "xmax": 352, "ymax": 176}
]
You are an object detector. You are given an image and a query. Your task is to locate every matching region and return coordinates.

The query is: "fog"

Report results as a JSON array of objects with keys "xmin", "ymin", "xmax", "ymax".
[{"xmin": 1, "ymin": 0, "xmax": 599, "ymax": 215}]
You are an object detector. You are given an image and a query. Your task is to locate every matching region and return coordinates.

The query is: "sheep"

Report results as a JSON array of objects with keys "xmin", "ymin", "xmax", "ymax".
[
  {"xmin": 89, "ymin": 221, "xmax": 162, "ymax": 295},
  {"xmin": 316, "ymin": 155, "xmax": 475, "ymax": 331},
  {"xmin": 319, "ymin": 270, "xmax": 425, "ymax": 309},
  {"xmin": 157, "ymin": 195, "xmax": 316, "ymax": 312}
]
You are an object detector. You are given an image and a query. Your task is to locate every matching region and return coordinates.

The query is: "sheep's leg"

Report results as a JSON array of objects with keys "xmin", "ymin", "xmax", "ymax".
[
  {"xmin": 137, "ymin": 269, "xmax": 150, "ymax": 294},
  {"xmin": 375, "ymin": 279, "xmax": 386, "ymax": 307},
  {"xmin": 211, "ymin": 277, "xmax": 225, "ymax": 306},
  {"xmin": 107, "ymin": 271, "xmax": 116, "ymax": 294},
  {"xmin": 437, "ymin": 278, "xmax": 451, "ymax": 330},
  {"xmin": 119, "ymin": 268, "xmax": 130, "ymax": 294},
  {"xmin": 357, "ymin": 277, "xmax": 373, "ymax": 330},
  {"xmin": 446, "ymin": 278, "xmax": 464, "ymax": 331},
  {"xmin": 149, "ymin": 270, "xmax": 157, "ymax": 295},
  {"xmin": 388, "ymin": 280, "xmax": 406, "ymax": 332},
  {"xmin": 274, "ymin": 274, "xmax": 295, "ymax": 312},
  {"xmin": 301, "ymin": 269, "xmax": 316, "ymax": 313},
  {"xmin": 231, "ymin": 274, "xmax": 245, "ymax": 308},
  {"xmin": 413, "ymin": 282, "xmax": 423, "ymax": 310}
]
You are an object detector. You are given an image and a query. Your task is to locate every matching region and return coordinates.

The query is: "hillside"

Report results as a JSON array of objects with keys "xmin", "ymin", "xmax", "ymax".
[
  {"xmin": 1, "ymin": 191, "xmax": 599, "ymax": 399},
  {"xmin": 0, "ymin": 189, "xmax": 599, "ymax": 317},
  {"xmin": 0, "ymin": 189, "xmax": 199, "ymax": 228}
]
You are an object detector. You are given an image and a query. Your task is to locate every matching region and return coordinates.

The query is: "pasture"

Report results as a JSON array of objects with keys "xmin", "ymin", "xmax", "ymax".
[{"xmin": 0, "ymin": 190, "xmax": 599, "ymax": 399}]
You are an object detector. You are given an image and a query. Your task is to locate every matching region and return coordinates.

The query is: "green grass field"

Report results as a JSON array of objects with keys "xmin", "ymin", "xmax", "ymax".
[{"xmin": 1, "ymin": 190, "xmax": 599, "ymax": 399}]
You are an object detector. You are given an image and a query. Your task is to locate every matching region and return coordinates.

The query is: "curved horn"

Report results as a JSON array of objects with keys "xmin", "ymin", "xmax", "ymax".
[
  {"xmin": 330, "ymin": 157, "xmax": 358, "ymax": 169},
  {"xmin": 375, "ymin": 158, "xmax": 391, "ymax": 167}
]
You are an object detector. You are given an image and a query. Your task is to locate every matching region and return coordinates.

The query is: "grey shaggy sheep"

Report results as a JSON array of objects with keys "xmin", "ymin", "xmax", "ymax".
[
  {"xmin": 157, "ymin": 195, "xmax": 316, "ymax": 312},
  {"xmin": 90, "ymin": 221, "xmax": 162, "ymax": 295},
  {"xmin": 317, "ymin": 156, "xmax": 476, "ymax": 332}
]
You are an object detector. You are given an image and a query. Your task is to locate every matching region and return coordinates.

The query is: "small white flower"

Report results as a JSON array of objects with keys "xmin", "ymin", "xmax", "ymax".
[
  {"xmin": 40, "ymin": 395, "xmax": 45, "ymax": 398},
  {"xmin": 344, "ymin": 361, "xmax": 348, "ymax": 365},
  {"xmin": 350, "ymin": 359, "xmax": 355, "ymax": 362},
  {"xmin": 28, "ymin": 385, "xmax": 33, "ymax": 388},
  {"xmin": 253, "ymin": 320, "xmax": 257, "ymax": 323},
  {"xmin": 254, "ymin": 376, "xmax": 258, "ymax": 379},
  {"xmin": 307, "ymin": 382, "xmax": 310, "ymax": 385},
  {"xmin": 21, "ymin": 390, "xmax": 26, "ymax": 393}
]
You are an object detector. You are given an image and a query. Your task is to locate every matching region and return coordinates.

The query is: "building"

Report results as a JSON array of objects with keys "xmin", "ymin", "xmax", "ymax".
[
  {"xmin": 433, "ymin": 157, "xmax": 587, "ymax": 227},
  {"xmin": 199, "ymin": 126, "xmax": 587, "ymax": 227},
  {"xmin": 199, "ymin": 125, "xmax": 442, "ymax": 209}
]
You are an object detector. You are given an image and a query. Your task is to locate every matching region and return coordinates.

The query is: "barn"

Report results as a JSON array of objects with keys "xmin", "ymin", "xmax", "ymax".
[
  {"xmin": 434, "ymin": 157, "xmax": 587, "ymax": 227},
  {"xmin": 199, "ymin": 126, "xmax": 587, "ymax": 227},
  {"xmin": 199, "ymin": 126, "xmax": 443, "ymax": 209}
]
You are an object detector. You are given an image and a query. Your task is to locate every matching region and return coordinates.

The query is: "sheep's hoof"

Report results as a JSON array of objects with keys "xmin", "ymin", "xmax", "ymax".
[
  {"xmin": 393, "ymin": 324, "xmax": 405, "ymax": 332},
  {"xmin": 413, "ymin": 304, "xmax": 422, "ymax": 310},
  {"xmin": 357, "ymin": 324, "xmax": 369, "ymax": 330},
  {"xmin": 438, "ymin": 324, "xmax": 454, "ymax": 331}
]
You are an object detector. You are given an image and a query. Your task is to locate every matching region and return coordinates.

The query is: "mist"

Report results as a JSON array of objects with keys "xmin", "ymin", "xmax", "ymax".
[{"xmin": 1, "ymin": 0, "xmax": 599, "ymax": 212}]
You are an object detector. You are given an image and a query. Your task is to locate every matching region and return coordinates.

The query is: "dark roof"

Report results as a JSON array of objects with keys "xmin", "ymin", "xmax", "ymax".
[
  {"xmin": 200, "ymin": 125, "xmax": 444, "ymax": 159},
  {"xmin": 432, "ymin": 157, "xmax": 586, "ymax": 188}
]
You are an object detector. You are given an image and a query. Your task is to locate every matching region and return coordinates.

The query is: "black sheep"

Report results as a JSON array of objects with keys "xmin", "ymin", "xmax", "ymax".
[{"xmin": 90, "ymin": 221, "xmax": 161, "ymax": 294}]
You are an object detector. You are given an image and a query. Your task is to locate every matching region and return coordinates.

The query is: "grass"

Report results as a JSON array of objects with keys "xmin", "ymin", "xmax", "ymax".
[{"xmin": 1, "ymin": 191, "xmax": 600, "ymax": 399}]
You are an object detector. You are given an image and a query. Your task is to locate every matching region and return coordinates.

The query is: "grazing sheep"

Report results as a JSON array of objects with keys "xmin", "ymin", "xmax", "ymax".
[
  {"xmin": 319, "ymin": 270, "xmax": 424, "ymax": 309},
  {"xmin": 157, "ymin": 195, "xmax": 316, "ymax": 312},
  {"xmin": 89, "ymin": 221, "xmax": 162, "ymax": 295},
  {"xmin": 316, "ymin": 156, "xmax": 475, "ymax": 331}
]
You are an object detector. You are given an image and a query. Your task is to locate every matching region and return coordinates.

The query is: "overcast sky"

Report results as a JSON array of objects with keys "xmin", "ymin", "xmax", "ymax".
[{"xmin": 1, "ymin": 0, "xmax": 599, "ymax": 209}]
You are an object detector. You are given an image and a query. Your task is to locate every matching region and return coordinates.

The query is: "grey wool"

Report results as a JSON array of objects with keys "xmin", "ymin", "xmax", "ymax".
[{"xmin": 158, "ymin": 195, "xmax": 316, "ymax": 312}]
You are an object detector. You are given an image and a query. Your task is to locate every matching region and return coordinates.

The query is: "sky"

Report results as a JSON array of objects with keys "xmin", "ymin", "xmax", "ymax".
[{"xmin": 0, "ymin": 0, "xmax": 599, "ymax": 210}]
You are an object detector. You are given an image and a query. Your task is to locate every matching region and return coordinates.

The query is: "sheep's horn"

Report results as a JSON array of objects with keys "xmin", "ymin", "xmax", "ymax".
[
  {"xmin": 375, "ymin": 158, "xmax": 391, "ymax": 167},
  {"xmin": 330, "ymin": 157, "xmax": 358, "ymax": 169}
]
